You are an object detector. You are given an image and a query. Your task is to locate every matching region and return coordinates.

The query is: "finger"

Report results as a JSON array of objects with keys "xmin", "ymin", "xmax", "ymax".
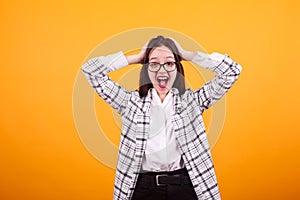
[
  {"xmin": 169, "ymin": 37, "xmax": 183, "ymax": 50},
  {"xmin": 141, "ymin": 41, "xmax": 149, "ymax": 52}
]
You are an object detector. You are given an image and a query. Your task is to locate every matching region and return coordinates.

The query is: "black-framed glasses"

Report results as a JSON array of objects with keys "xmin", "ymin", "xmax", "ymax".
[{"xmin": 147, "ymin": 62, "xmax": 178, "ymax": 72}]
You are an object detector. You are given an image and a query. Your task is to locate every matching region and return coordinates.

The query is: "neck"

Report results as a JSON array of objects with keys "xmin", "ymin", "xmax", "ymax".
[
  {"xmin": 158, "ymin": 92, "xmax": 167, "ymax": 102},
  {"xmin": 152, "ymin": 88, "xmax": 169, "ymax": 103}
]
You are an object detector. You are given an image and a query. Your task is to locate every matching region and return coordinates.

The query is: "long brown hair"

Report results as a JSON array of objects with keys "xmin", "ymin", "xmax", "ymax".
[{"xmin": 139, "ymin": 36, "xmax": 186, "ymax": 97}]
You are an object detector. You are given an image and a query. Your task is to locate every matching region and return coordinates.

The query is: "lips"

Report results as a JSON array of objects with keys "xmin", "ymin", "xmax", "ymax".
[{"xmin": 157, "ymin": 76, "xmax": 169, "ymax": 89}]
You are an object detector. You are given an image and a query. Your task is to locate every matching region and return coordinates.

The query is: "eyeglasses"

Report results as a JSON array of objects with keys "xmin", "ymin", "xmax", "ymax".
[{"xmin": 147, "ymin": 62, "xmax": 178, "ymax": 72}]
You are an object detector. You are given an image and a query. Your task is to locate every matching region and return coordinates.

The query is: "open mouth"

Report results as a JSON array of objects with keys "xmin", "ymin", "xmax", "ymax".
[{"xmin": 157, "ymin": 76, "xmax": 169, "ymax": 89}]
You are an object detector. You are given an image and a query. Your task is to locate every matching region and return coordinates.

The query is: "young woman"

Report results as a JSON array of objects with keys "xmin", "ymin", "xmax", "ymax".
[{"xmin": 82, "ymin": 36, "xmax": 242, "ymax": 200}]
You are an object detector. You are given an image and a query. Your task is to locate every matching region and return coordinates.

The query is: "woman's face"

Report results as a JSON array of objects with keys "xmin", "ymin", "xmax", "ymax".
[{"xmin": 147, "ymin": 45, "xmax": 177, "ymax": 99}]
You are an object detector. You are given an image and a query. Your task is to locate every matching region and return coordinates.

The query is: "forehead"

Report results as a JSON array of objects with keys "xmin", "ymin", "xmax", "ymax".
[{"xmin": 149, "ymin": 46, "xmax": 174, "ymax": 59}]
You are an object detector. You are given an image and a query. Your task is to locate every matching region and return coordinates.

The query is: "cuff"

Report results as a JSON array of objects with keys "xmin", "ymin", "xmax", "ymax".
[
  {"xmin": 191, "ymin": 51, "xmax": 225, "ymax": 69},
  {"xmin": 108, "ymin": 51, "xmax": 129, "ymax": 71}
]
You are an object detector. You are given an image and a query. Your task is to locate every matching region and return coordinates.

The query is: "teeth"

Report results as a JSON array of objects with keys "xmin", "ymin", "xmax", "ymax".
[{"xmin": 157, "ymin": 77, "xmax": 168, "ymax": 81}]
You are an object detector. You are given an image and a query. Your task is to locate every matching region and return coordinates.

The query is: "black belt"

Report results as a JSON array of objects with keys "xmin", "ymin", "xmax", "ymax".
[{"xmin": 138, "ymin": 168, "xmax": 192, "ymax": 187}]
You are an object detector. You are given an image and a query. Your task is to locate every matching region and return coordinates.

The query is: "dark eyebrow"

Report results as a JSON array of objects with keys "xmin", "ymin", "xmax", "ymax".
[
  {"xmin": 149, "ymin": 57, "xmax": 157, "ymax": 61},
  {"xmin": 166, "ymin": 56, "xmax": 175, "ymax": 59}
]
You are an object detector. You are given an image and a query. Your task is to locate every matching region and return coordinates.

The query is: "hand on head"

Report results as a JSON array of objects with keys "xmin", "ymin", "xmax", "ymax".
[
  {"xmin": 169, "ymin": 37, "xmax": 196, "ymax": 61},
  {"xmin": 126, "ymin": 36, "xmax": 196, "ymax": 65},
  {"xmin": 126, "ymin": 41, "xmax": 148, "ymax": 65}
]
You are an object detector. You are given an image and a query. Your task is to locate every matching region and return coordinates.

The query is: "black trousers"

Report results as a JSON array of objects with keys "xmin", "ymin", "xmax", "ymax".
[{"xmin": 132, "ymin": 168, "xmax": 198, "ymax": 200}]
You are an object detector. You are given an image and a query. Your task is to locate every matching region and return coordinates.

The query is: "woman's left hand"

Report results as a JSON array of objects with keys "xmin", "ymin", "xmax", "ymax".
[{"xmin": 170, "ymin": 38, "xmax": 197, "ymax": 61}]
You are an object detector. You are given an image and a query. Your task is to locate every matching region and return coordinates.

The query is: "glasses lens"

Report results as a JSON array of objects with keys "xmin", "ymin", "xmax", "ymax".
[
  {"xmin": 164, "ymin": 62, "xmax": 176, "ymax": 71},
  {"xmin": 148, "ymin": 63, "xmax": 160, "ymax": 71}
]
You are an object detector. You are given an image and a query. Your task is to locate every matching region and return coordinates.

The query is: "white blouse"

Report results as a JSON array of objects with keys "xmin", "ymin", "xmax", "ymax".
[{"xmin": 141, "ymin": 89, "xmax": 184, "ymax": 172}]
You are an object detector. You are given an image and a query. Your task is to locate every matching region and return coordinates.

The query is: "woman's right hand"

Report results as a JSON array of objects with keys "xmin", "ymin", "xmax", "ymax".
[{"xmin": 126, "ymin": 42, "xmax": 149, "ymax": 65}]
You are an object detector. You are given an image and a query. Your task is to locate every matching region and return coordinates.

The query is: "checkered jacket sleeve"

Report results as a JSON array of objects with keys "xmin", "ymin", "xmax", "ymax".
[
  {"xmin": 192, "ymin": 52, "xmax": 242, "ymax": 110},
  {"xmin": 81, "ymin": 51, "xmax": 131, "ymax": 116}
]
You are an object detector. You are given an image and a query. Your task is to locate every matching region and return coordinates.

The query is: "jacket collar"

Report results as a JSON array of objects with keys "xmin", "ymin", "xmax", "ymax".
[{"xmin": 172, "ymin": 88, "xmax": 182, "ymax": 114}]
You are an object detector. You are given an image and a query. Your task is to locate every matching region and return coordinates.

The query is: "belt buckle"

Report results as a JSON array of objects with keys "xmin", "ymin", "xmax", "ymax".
[{"xmin": 156, "ymin": 174, "xmax": 168, "ymax": 186}]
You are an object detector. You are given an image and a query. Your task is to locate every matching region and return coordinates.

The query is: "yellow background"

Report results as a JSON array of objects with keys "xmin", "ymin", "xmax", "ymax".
[{"xmin": 1, "ymin": 0, "xmax": 300, "ymax": 199}]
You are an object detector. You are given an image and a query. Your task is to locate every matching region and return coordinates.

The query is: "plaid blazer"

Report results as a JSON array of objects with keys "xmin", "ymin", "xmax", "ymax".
[{"xmin": 82, "ymin": 51, "xmax": 242, "ymax": 200}]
